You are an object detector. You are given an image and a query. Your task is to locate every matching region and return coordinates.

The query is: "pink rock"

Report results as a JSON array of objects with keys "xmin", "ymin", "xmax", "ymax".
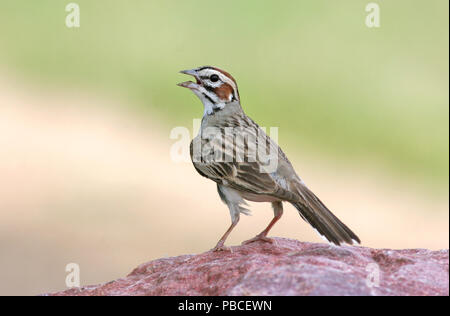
[{"xmin": 47, "ymin": 238, "xmax": 449, "ymax": 296}]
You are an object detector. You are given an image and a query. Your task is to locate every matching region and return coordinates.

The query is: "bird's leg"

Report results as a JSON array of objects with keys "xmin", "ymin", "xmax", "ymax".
[
  {"xmin": 212, "ymin": 216, "xmax": 240, "ymax": 252},
  {"xmin": 242, "ymin": 201, "xmax": 283, "ymax": 245}
]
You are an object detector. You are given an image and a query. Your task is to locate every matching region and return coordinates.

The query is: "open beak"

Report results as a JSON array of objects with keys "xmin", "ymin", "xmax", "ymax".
[{"xmin": 177, "ymin": 69, "xmax": 201, "ymax": 90}]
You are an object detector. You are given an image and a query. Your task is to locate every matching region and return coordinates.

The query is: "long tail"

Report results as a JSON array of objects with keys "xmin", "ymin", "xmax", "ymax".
[{"xmin": 291, "ymin": 185, "xmax": 360, "ymax": 246}]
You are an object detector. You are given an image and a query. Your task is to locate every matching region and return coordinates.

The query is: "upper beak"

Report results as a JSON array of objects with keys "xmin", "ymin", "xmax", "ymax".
[
  {"xmin": 179, "ymin": 69, "xmax": 196, "ymax": 76},
  {"xmin": 177, "ymin": 69, "xmax": 201, "ymax": 89}
]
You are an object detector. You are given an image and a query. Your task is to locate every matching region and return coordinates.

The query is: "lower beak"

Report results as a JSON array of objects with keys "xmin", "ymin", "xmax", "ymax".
[
  {"xmin": 177, "ymin": 81, "xmax": 198, "ymax": 89},
  {"xmin": 178, "ymin": 69, "xmax": 201, "ymax": 90}
]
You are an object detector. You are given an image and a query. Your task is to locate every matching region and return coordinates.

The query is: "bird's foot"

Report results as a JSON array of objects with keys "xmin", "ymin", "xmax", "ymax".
[
  {"xmin": 211, "ymin": 242, "xmax": 232, "ymax": 252},
  {"xmin": 242, "ymin": 234, "xmax": 273, "ymax": 245}
]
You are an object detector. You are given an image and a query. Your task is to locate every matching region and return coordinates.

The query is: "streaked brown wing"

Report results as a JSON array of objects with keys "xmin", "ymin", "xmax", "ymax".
[{"xmin": 189, "ymin": 118, "xmax": 298, "ymax": 202}]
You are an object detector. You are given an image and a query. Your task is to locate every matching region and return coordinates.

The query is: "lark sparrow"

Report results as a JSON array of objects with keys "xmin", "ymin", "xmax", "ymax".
[{"xmin": 178, "ymin": 66, "xmax": 360, "ymax": 251}]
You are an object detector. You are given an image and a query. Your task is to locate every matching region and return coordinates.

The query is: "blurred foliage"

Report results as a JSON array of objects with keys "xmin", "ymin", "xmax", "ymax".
[{"xmin": 0, "ymin": 0, "xmax": 448, "ymax": 188}]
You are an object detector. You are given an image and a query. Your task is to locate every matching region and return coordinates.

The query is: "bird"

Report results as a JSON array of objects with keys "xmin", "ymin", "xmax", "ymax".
[{"xmin": 178, "ymin": 66, "xmax": 360, "ymax": 251}]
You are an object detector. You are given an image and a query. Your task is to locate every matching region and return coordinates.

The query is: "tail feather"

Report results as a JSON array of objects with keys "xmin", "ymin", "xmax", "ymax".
[{"xmin": 291, "ymin": 185, "xmax": 360, "ymax": 246}]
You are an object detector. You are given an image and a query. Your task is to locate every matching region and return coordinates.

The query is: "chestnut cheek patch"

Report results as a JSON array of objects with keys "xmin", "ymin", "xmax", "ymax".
[{"xmin": 214, "ymin": 83, "xmax": 234, "ymax": 102}]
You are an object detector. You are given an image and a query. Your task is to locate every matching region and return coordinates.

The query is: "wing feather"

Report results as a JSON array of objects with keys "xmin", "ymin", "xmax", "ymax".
[{"xmin": 190, "ymin": 115, "xmax": 298, "ymax": 202}]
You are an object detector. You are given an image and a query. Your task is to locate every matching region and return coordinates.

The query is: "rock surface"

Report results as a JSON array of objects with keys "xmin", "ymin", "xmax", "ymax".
[{"xmin": 48, "ymin": 238, "xmax": 449, "ymax": 296}]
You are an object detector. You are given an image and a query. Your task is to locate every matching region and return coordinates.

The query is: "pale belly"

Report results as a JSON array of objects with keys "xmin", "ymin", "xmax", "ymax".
[{"xmin": 238, "ymin": 190, "xmax": 281, "ymax": 203}]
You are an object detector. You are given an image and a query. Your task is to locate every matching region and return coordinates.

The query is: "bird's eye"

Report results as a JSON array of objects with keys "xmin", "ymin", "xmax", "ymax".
[{"xmin": 210, "ymin": 74, "xmax": 219, "ymax": 82}]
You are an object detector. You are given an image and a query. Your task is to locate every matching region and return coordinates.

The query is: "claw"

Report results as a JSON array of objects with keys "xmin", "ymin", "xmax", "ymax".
[
  {"xmin": 211, "ymin": 242, "xmax": 232, "ymax": 252},
  {"xmin": 212, "ymin": 246, "xmax": 231, "ymax": 252},
  {"xmin": 242, "ymin": 235, "xmax": 273, "ymax": 245}
]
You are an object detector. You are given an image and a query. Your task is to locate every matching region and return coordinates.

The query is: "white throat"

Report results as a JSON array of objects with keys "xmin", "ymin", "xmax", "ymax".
[{"xmin": 192, "ymin": 89, "xmax": 226, "ymax": 116}]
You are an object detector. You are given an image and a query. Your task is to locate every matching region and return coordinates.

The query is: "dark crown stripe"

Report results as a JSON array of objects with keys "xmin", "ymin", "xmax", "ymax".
[{"xmin": 196, "ymin": 66, "xmax": 213, "ymax": 71}]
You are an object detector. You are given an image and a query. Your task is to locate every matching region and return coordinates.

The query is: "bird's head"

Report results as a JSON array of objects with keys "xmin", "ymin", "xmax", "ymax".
[{"xmin": 178, "ymin": 66, "xmax": 240, "ymax": 115}]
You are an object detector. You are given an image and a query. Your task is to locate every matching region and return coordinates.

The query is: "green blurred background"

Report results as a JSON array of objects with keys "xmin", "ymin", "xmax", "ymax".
[{"xmin": 0, "ymin": 0, "xmax": 448, "ymax": 295}]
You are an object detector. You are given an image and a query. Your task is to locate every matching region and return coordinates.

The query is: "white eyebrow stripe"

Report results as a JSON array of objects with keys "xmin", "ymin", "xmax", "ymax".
[{"xmin": 198, "ymin": 68, "xmax": 238, "ymax": 100}]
